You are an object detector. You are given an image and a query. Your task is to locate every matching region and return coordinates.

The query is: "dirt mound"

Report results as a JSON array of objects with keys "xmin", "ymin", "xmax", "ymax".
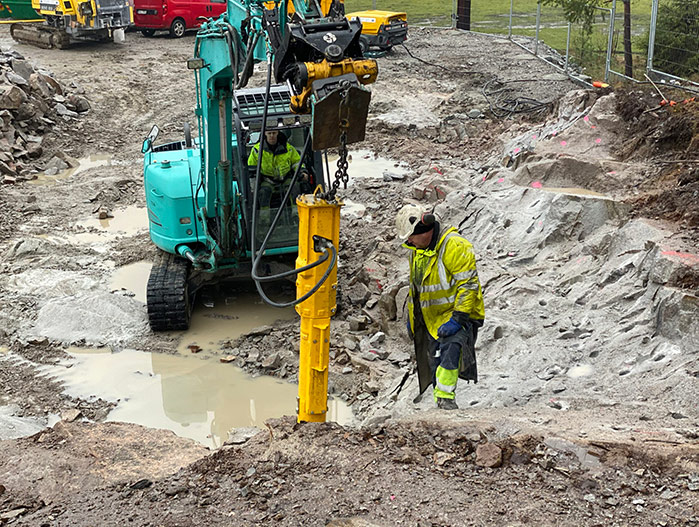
[
  {"xmin": 9, "ymin": 417, "xmax": 699, "ymax": 526},
  {"xmin": 0, "ymin": 47, "xmax": 90, "ymax": 182},
  {"xmin": 615, "ymin": 88, "xmax": 699, "ymax": 229}
]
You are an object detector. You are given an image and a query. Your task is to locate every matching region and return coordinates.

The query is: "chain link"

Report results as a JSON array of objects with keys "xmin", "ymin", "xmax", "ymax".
[{"xmin": 323, "ymin": 81, "xmax": 351, "ymax": 201}]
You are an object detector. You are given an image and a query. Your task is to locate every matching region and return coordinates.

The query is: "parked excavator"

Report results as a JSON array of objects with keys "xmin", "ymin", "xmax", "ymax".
[
  {"xmin": 142, "ymin": 0, "xmax": 379, "ymax": 422},
  {"xmin": 9, "ymin": 0, "xmax": 132, "ymax": 48}
]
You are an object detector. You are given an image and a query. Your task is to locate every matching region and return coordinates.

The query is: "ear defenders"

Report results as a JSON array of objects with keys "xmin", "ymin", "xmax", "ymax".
[{"xmin": 421, "ymin": 213, "xmax": 435, "ymax": 226}]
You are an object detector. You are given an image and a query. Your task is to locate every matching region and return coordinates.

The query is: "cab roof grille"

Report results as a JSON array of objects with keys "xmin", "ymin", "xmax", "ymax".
[{"xmin": 235, "ymin": 88, "xmax": 291, "ymax": 118}]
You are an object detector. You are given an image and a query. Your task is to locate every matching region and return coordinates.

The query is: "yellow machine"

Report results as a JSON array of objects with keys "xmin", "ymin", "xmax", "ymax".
[
  {"xmin": 10, "ymin": 0, "xmax": 132, "ymax": 48},
  {"xmin": 295, "ymin": 193, "xmax": 341, "ymax": 422},
  {"xmin": 346, "ymin": 9, "xmax": 407, "ymax": 52}
]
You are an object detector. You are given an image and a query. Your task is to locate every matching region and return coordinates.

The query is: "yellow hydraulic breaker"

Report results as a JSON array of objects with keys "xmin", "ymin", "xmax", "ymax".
[{"xmin": 295, "ymin": 192, "xmax": 342, "ymax": 423}]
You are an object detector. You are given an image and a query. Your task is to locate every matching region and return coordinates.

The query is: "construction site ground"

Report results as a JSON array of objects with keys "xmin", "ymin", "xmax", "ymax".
[{"xmin": 0, "ymin": 26, "xmax": 698, "ymax": 526}]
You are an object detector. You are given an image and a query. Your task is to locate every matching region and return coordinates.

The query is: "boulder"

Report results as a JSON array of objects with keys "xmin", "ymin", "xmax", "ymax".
[
  {"xmin": 5, "ymin": 70, "xmax": 28, "ymax": 87},
  {"xmin": 0, "ymin": 85, "xmax": 28, "ymax": 110},
  {"xmin": 475, "ymin": 443, "xmax": 503, "ymax": 468},
  {"xmin": 28, "ymin": 73, "xmax": 51, "ymax": 99},
  {"xmin": 10, "ymin": 58, "xmax": 34, "ymax": 81}
]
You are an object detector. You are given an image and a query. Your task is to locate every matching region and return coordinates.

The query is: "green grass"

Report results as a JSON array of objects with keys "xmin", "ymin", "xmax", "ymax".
[{"xmin": 344, "ymin": 0, "xmax": 656, "ymax": 79}]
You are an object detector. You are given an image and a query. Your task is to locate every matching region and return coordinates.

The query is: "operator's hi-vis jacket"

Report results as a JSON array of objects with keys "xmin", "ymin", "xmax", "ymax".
[
  {"xmin": 247, "ymin": 137, "xmax": 301, "ymax": 180},
  {"xmin": 405, "ymin": 226, "xmax": 485, "ymax": 340}
]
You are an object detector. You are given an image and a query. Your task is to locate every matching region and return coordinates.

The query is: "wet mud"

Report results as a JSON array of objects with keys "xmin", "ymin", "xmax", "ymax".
[{"xmin": 0, "ymin": 25, "xmax": 697, "ymax": 527}]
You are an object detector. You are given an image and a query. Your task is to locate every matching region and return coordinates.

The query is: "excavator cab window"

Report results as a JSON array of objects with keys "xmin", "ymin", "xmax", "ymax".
[{"xmin": 245, "ymin": 126, "xmax": 310, "ymax": 248}]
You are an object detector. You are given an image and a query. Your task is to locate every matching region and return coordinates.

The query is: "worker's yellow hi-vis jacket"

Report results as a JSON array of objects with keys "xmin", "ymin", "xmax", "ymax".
[
  {"xmin": 247, "ymin": 141, "xmax": 301, "ymax": 180},
  {"xmin": 405, "ymin": 226, "xmax": 485, "ymax": 340}
]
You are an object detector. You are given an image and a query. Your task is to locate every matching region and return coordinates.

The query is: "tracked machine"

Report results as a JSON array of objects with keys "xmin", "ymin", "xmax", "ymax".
[
  {"xmin": 10, "ymin": 0, "xmax": 132, "ymax": 48},
  {"xmin": 142, "ymin": 0, "xmax": 377, "ymax": 328},
  {"xmin": 142, "ymin": 0, "xmax": 379, "ymax": 422}
]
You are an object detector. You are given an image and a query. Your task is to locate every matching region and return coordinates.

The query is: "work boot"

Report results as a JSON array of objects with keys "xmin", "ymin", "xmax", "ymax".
[{"xmin": 437, "ymin": 398, "xmax": 458, "ymax": 410}]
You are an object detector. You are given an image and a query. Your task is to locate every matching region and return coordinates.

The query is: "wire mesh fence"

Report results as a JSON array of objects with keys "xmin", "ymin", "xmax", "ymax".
[
  {"xmin": 606, "ymin": 0, "xmax": 652, "ymax": 81},
  {"xmin": 343, "ymin": 0, "xmax": 452, "ymax": 27},
  {"xmin": 468, "ymin": 1, "xmax": 614, "ymax": 81},
  {"xmin": 342, "ymin": 0, "xmax": 698, "ymax": 85},
  {"xmin": 648, "ymin": 0, "xmax": 699, "ymax": 82}
]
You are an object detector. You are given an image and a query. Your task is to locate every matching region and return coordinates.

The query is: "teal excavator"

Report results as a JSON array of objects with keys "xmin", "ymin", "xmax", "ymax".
[
  {"xmin": 143, "ymin": 0, "xmax": 380, "ymax": 423},
  {"xmin": 142, "ymin": 0, "xmax": 378, "ymax": 329}
]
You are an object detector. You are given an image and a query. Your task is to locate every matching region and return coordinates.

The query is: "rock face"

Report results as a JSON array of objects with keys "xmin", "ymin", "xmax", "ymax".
[{"xmin": 0, "ymin": 48, "xmax": 88, "ymax": 183}]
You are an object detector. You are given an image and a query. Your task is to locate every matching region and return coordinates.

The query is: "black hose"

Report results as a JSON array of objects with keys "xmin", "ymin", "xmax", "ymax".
[
  {"xmin": 482, "ymin": 78, "xmax": 553, "ymax": 118},
  {"xmin": 252, "ymin": 133, "xmax": 313, "ymax": 282},
  {"xmin": 224, "ymin": 23, "xmax": 240, "ymax": 88},
  {"xmin": 249, "ymin": 61, "xmax": 337, "ymax": 308},
  {"xmin": 401, "ymin": 43, "xmax": 479, "ymax": 75},
  {"xmin": 236, "ymin": 30, "xmax": 260, "ymax": 90}
]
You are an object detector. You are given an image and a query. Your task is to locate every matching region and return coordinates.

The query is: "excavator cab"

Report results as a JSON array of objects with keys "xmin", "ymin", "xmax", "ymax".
[{"xmin": 233, "ymin": 85, "xmax": 326, "ymax": 252}]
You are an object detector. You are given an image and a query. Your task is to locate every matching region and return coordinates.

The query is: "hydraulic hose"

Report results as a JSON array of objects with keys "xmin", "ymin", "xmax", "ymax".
[
  {"xmin": 236, "ymin": 30, "xmax": 260, "ymax": 90},
  {"xmin": 250, "ymin": 56, "xmax": 338, "ymax": 308},
  {"xmin": 224, "ymin": 23, "xmax": 240, "ymax": 89}
]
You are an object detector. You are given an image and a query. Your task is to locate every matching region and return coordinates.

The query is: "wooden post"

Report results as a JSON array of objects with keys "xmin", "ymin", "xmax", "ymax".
[{"xmin": 456, "ymin": 0, "xmax": 471, "ymax": 30}]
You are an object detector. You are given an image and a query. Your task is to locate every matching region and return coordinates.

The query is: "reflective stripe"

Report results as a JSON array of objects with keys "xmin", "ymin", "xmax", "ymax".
[
  {"xmin": 435, "ymin": 381, "xmax": 455, "ymax": 393},
  {"xmin": 420, "ymin": 295, "xmax": 456, "ymax": 308},
  {"xmin": 453, "ymin": 269, "xmax": 477, "ymax": 281},
  {"xmin": 421, "ymin": 283, "xmax": 443, "ymax": 293},
  {"xmin": 436, "ymin": 232, "xmax": 458, "ymax": 290},
  {"xmin": 457, "ymin": 282, "xmax": 480, "ymax": 291}
]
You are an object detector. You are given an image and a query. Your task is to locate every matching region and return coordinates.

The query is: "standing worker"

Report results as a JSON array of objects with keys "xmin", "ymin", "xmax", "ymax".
[
  {"xmin": 396, "ymin": 204, "xmax": 485, "ymax": 410},
  {"xmin": 248, "ymin": 129, "xmax": 308, "ymax": 222}
]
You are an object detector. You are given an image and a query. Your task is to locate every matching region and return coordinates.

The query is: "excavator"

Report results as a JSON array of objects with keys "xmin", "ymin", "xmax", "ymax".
[
  {"xmin": 141, "ymin": 0, "xmax": 379, "ymax": 421},
  {"xmin": 9, "ymin": 0, "xmax": 132, "ymax": 48}
]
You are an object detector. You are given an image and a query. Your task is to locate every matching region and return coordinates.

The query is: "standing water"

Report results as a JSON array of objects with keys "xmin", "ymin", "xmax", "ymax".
[{"xmin": 56, "ymin": 276, "xmax": 353, "ymax": 448}]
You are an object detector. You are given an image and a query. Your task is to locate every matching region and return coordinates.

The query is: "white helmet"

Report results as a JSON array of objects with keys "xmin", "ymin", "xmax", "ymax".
[{"xmin": 396, "ymin": 204, "xmax": 434, "ymax": 241}]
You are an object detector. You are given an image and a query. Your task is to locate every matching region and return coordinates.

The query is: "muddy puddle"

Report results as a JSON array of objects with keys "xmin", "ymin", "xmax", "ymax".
[
  {"xmin": 46, "ymin": 348, "xmax": 352, "ymax": 448},
  {"xmin": 76, "ymin": 204, "xmax": 148, "ymax": 234},
  {"xmin": 110, "ymin": 261, "xmax": 151, "ymax": 302},
  {"xmin": 28, "ymin": 154, "xmax": 113, "ymax": 186},
  {"xmin": 328, "ymin": 149, "xmax": 407, "ymax": 183},
  {"xmin": 50, "ymin": 282, "xmax": 353, "ymax": 448},
  {"xmin": 39, "ymin": 205, "xmax": 149, "ymax": 245},
  {"xmin": 173, "ymin": 285, "xmax": 297, "ymax": 354}
]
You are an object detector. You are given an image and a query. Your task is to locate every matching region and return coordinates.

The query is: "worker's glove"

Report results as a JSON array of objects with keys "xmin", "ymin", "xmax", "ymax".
[
  {"xmin": 406, "ymin": 319, "xmax": 413, "ymax": 339},
  {"xmin": 437, "ymin": 318, "xmax": 462, "ymax": 338}
]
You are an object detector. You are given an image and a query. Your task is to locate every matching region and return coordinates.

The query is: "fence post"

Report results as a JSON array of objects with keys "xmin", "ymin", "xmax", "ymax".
[
  {"xmin": 508, "ymin": 0, "xmax": 514, "ymax": 39},
  {"xmin": 647, "ymin": 0, "xmax": 659, "ymax": 74},
  {"xmin": 606, "ymin": 0, "xmax": 617, "ymax": 82},
  {"xmin": 535, "ymin": 1, "xmax": 541, "ymax": 55},
  {"xmin": 565, "ymin": 22, "xmax": 571, "ymax": 72}
]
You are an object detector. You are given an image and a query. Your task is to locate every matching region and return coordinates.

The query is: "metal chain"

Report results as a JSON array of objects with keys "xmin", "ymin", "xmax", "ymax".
[{"xmin": 324, "ymin": 81, "xmax": 351, "ymax": 200}]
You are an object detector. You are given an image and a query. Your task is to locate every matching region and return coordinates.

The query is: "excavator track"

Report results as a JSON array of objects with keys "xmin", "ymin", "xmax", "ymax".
[
  {"xmin": 147, "ymin": 251, "xmax": 192, "ymax": 331},
  {"xmin": 10, "ymin": 23, "xmax": 71, "ymax": 49}
]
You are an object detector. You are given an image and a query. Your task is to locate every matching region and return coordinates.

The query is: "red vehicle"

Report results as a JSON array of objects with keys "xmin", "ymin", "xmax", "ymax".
[{"xmin": 134, "ymin": 0, "xmax": 226, "ymax": 38}]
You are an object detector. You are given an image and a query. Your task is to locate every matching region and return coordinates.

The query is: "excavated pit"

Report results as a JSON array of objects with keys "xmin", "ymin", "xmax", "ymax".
[{"xmin": 0, "ymin": 26, "xmax": 697, "ymax": 526}]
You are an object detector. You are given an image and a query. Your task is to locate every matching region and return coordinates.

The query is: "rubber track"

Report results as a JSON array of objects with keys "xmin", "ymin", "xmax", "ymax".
[{"xmin": 147, "ymin": 252, "xmax": 191, "ymax": 331}]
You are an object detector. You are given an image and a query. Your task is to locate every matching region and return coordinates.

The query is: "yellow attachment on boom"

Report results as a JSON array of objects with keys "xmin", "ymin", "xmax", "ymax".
[
  {"xmin": 290, "ymin": 58, "xmax": 378, "ymax": 114},
  {"xmin": 295, "ymin": 193, "xmax": 342, "ymax": 422}
]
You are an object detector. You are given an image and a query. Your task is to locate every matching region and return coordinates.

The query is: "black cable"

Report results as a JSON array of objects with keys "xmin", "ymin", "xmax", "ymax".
[
  {"xmin": 236, "ymin": 30, "xmax": 260, "ymax": 90},
  {"xmin": 400, "ymin": 43, "xmax": 479, "ymax": 75},
  {"xmin": 249, "ymin": 61, "xmax": 337, "ymax": 308},
  {"xmin": 482, "ymin": 78, "xmax": 553, "ymax": 118}
]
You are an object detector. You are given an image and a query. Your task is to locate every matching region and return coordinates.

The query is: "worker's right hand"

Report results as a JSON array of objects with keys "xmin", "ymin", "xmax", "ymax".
[{"xmin": 406, "ymin": 319, "xmax": 413, "ymax": 339}]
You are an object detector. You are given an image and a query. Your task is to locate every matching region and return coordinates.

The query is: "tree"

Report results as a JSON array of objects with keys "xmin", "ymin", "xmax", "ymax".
[
  {"xmin": 651, "ymin": 0, "xmax": 699, "ymax": 78},
  {"xmin": 541, "ymin": 0, "xmax": 604, "ymax": 35},
  {"xmin": 542, "ymin": 0, "xmax": 634, "ymax": 77}
]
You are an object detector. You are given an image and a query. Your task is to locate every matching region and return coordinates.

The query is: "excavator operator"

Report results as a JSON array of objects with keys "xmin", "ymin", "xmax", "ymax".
[{"xmin": 248, "ymin": 130, "xmax": 309, "ymax": 221}]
